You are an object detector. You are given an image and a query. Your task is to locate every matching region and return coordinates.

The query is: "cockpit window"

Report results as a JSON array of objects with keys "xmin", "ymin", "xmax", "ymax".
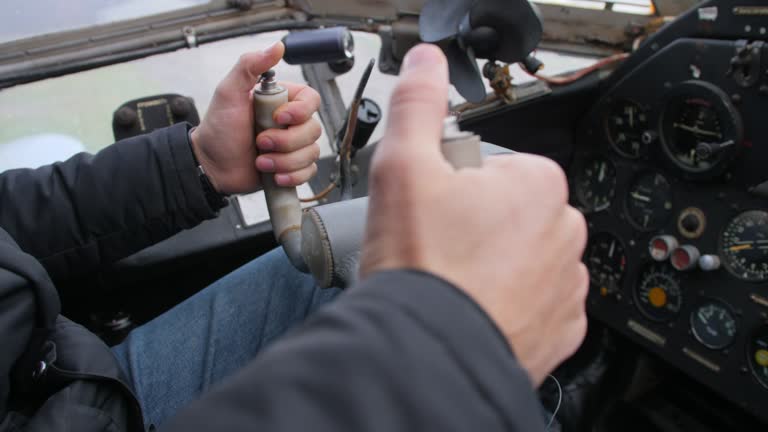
[
  {"xmin": 0, "ymin": 0, "xmax": 211, "ymax": 43},
  {"xmin": 534, "ymin": 0, "xmax": 653, "ymax": 15},
  {"xmin": 0, "ymin": 31, "xmax": 323, "ymax": 171}
]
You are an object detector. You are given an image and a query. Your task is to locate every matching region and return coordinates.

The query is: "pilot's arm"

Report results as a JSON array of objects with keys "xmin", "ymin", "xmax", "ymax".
[
  {"xmin": 164, "ymin": 45, "xmax": 588, "ymax": 432},
  {"xmin": 0, "ymin": 42, "xmax": 321, "ymax": 282},
  {"xmin": 0, "ymin": 125, "xmax": 218, "ymax": 281},
  {"xmin": 164, "ymin": 272, "xmax": 547, "ymax": 431}
]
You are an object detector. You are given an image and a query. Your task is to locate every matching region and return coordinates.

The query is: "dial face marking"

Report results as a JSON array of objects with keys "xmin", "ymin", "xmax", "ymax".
[
  {"xmin": 606, "ymin": 100, "xmax": 648, "ymax": 159},
  {"xmin": 575, "ymin": 158, "xmax": 616, "ymax": 213},
  {"xmin": 584, "ymin": 233, "xmax": 627, "ymax": 296},
  {"xmin": 748, "ymin": 327, "xmax": 768, "ymax": 389},
  {"xmin": 690, "ymin": 301, "xmax": 737, "ymax": 349},
  {"xmin": 626, "ymin": 172, "xmax": 673, "ymax": 231},
  {"xmin": 635, "ymin": 264, "xmax": 682, "ymax": 322},
  {"xmin": 659, "ymin": 82, "xmax": 742, "ymax": 175},
  {"xmin": 721, "ymin": 210, "xmax": 768, "ymax": 282}
]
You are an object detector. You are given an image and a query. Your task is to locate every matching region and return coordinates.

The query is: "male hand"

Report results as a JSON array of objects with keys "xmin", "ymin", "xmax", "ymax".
[
  {"xmin": 360, "ymin": 44, "xmax": 589, "ymax": 386},
  {"xmin": 190, "ymin": 42, "xmax": 322, "ymax": 195}
]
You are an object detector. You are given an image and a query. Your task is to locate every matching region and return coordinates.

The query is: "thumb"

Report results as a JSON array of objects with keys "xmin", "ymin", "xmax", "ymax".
[
  {"xmin": 377, "ymin": 44, "xmax": 449, "ymax": 168},
  {"xmin": 223, "ymin": 42, "xmax": 285, "ymax": 93}
]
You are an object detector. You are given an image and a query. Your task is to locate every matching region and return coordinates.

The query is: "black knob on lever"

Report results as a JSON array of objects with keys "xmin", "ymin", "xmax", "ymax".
[
  {"xmin": 282, "ymin": 27, "xmax": 354, "ymax": 65},
  {"xmin": 695, "ymin": 139, "xmax": 735, "ymax": 160}
]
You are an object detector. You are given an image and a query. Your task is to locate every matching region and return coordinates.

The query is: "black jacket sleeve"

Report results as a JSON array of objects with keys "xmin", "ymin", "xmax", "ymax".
[
  {"xmin": 162, "ymin": 270, "xmax": 546, "ymax": 432},
  {"xmin": 0, "ymin": 123, "xmax": 216, "ymax": 281}
]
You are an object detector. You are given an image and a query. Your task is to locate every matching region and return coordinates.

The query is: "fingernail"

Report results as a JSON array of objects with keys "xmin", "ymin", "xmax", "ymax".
[
  {"xmin": 402, "ymin": 44, "xmax": 439, "ymax": 71},
  {"xmin": 257, "ymin": 137, "xmax": 275, "ymax": 151},
  {"xmin": 264, "ymin": 41, "xmax": 281, "ymax": 55},
  {"xmin": 257, "ymin": 157, "xmax": 275, "ymax": 171},
  {"xmin": 276, "ymin": 112, "xmax": 292, "ymax": 125},
  {"xmin": 275, "ymin": 174, "xmax": 291, "ymax": 186}
]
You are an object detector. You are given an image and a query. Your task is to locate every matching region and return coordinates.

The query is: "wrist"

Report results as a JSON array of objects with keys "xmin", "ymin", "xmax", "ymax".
[
  {"xmin": 189, "ymin": 126, "xmax": 223, "ymax": 194},
  {"xmin": 188, "ymin": 126, "xmax": 228, "ymax": 211}
]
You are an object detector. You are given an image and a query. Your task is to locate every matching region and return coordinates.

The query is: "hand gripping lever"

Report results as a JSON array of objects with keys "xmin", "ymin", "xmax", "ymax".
[
  {"xmin": 252, "ymin": 70, "xmax": 308, "ymax": 272},
  {"xmin": 254, "ymin": 71, "xmax": 486, "ymax": 287}
]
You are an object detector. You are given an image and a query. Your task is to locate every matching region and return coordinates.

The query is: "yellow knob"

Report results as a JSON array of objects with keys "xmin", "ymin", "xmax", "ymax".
[
  {"xmin": 756, "ymin": 349, "xmax": 768, "ymax": 367},
  {"xmin": 648, "ymin": 287, "xmax": 667, "ymax": 308}
]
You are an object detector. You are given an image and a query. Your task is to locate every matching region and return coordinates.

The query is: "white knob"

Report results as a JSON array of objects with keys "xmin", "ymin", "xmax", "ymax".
[{"xmin": 699, "ymin": 255, "xmax": 721, "ymax": 271}]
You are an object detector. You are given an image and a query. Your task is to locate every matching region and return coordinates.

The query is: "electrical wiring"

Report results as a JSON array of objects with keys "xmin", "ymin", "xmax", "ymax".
[
  {"xmin": 299, "ymin": 181, "xmax": 338, "ymax": 203},
  {"xmin": 545, "ymin": 374, "xmax": 563, "ymax": 431},
  {"xmin": 524, "ymin": 52, "xmax": 630, "ymax": 85}
]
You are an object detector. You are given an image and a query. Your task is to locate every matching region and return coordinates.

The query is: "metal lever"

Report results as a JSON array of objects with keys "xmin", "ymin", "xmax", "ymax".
[{"xmin": 252, "ymin": 70, "xmax": 308, "ymax": 272}]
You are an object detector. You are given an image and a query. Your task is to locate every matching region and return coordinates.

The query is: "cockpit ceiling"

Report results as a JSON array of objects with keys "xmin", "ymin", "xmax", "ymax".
[{"xmin": 287, "ymin": 0, "xmax": 700, "ymax": 19}]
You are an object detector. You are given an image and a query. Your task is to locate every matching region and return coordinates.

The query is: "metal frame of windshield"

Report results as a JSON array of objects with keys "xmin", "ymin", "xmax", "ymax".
[{"xmin": 0, "ymin": 0, "xmax": 697, "ymax": 90}]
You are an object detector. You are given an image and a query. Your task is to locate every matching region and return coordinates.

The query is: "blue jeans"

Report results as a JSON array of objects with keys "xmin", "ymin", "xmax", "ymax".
[{"xmin": 111, "ymin": 248, "xmax": 340, "ymax": 428}]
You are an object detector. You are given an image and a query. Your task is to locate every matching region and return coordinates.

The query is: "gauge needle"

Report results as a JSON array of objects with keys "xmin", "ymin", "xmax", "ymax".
[
  {"xmin": 629, "ymin": 109, "xmax": 634, "ymax": 128},
  {"xmin": 673, "ymin": 122, "xmax": 721, "ymax": 138},
  {"xmin": 730, "ymin": 244, "xmax": 754, "ymax": 252},
  {"xmin": 631, "ymin": 192, "xmax": 651, "ymax": 202},
  {"xmin": 609, "ymin": 241, "xmax": 615, "ymax": 258},
  {"xmin": 598, "ymin": 163, "xmax": 606, "ymax": 182}
]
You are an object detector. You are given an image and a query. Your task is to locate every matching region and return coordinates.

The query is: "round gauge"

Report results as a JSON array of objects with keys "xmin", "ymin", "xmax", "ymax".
[
  {"xmin": 748, "ymin": 326, "xmax": 768, "ymax": 389},
  {"xmin": 634, "ymin": 264, "xmax": 682, "ymax": 322},
  {"xmin": 690, "ymin": 300, "xmax": 737, "ymax": 349},
  {"xmin": 626, "ymin": 172, "xmax": 673, "ymax": 230},
  {"xmin": 659, "ymin": 81, "xmax": 743, "ymax": 175},
  {"xmin": 575, "ymin": 158, "xmax": 617, "ymax": 212},
  {"xmin": 585, "ymin": 233, "xmax": 627, "ymax": 295},
  {"xmin": 720, "ymin": 210, "xmax": 768, "ymax": 282},
  {"xmin": 606, "ymin": 100, "xmax": 649, "ymax": 158}
]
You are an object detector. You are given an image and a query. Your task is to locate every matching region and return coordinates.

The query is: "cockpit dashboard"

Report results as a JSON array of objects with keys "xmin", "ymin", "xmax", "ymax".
[{"xmin": 571, "ymin": 2, "xmax": 768, "ymax": 423}]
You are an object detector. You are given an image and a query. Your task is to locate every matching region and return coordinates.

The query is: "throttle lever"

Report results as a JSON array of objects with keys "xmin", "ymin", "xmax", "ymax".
[{"xmin": 252, "ymin": 70, "xmax": 308, "ymax": 272}]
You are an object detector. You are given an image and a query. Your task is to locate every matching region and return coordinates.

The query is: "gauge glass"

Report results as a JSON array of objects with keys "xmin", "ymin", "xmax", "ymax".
[
  {"xmin": 634, "ymin": 264, "xmax": 682, "ymax": 322},
  {"xmin": 585, "ymin": 233, "xmax": 627, "ymax": 295},
  {"xmin": 659, "ymin": 81, "xmax": 742, "ymax": 174},
  {"xmin": 720, "ymin": 210, "xmax": 768, "ymax": 282},
  {"xmin": 575, "ymin": 158, "xmax": 616, "ymax": 213},
  {"xmin": 606, "ymin": 100, "xmax": 649, "ymax": 158},
  {"xmin": 626, "ymin": 172, "xmax": 673, "ymax": 230},
  {"xmin": 690, "ymin": 301, "xmax": 737, "ymax": 349},
  {"xmin": 748, "ymin": 326, "xmax": 768, "ymax": 389}
]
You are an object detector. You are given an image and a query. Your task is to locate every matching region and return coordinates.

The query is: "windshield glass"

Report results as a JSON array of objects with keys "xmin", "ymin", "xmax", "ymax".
[{"xmin": 0, "ymin": 0, "xmax": 210, "ymax": 44}]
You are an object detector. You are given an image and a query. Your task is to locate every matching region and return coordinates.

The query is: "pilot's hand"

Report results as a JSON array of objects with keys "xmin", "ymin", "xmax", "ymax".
[
  {"xmin": 190, "ymin": 42, "xmax": 322, "ymax": 195},
  {"xmin": 360, "ymin": 44, "xmax": 589, "ymax": 386}
]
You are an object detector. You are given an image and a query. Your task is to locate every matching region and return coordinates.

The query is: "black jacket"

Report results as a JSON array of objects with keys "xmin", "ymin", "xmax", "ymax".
[{"xmin": 0, "ymin": 124, "xmax": 544, "ymax": 431}]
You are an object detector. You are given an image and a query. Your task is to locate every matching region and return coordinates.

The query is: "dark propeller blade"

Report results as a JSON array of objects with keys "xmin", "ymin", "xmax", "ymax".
[
  {"xmin": 444, "ymin": 41, "xmax": 487, "ymax": 103},
  {"xmin": 419, "ymin": 0, "xmax": 475, "ymax": 43}
]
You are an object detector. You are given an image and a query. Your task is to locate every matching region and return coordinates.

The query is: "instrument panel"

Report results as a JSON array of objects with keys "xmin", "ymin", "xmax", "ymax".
[{"xmin": 572, "ymin": 37, "xmax": 768, "ymax": 422}]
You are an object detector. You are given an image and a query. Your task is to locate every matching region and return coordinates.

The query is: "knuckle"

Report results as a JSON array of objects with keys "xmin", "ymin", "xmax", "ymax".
[
  {"xmin": 535, "ymin": 158, "xmax": 568, "ymax": 202},
  {"xmin": 568, "ymin": 207, "xmax": 588, "ymax": 251},
  {"xmin": 370, "ymin": 151, "xmax": 409, "ymax": 189},
  {"xmin": 288, "ymin": 101, "xmax": 312, "ymax": 118},
  {"xmin": 309, "ymin": 143, "xmax": 321, "ymax": 162},
  {"xmin": 577, "ymin": 263, "xmax": 589, "ymax": 300},
  {"xmin": 237, "ymin": 52, "xmax": 258, "ymax": 69},
  {"xmin": 389, "ymin": 78, "xmax": 444, "ymax": 113},
  {"xmin": 574, "ymin": 314, "xmax": 588, "ymax": 345},
  {"xmin": 310, "ymin": 120, "xmax": 323, "ymax": 141},
  {"xmin": 303, "ymin": 86, "xmax": 321, "ymax": 105},
  {"xmin": 306, "ymin": 163, "xmax": 318, "ymax": 180},
  {"xmin": 312, "ymin": 141, "xmax": 320, "ymax": 162}
]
